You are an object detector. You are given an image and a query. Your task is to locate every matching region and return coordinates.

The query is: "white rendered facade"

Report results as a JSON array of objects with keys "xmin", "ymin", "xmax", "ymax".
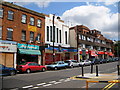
[{"xmin": 45, "ymin": 14, "xmax": 70, "ymax": 47}]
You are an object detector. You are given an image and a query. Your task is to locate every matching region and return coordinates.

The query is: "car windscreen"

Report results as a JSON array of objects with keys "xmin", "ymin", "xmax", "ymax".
[
  {"xmin": 64, "ymin": 61, "xmax": 69, "ymax": 63},
  {"xmin": 18, "ymin": 63, "xmax": 26, "ymax": 65}
]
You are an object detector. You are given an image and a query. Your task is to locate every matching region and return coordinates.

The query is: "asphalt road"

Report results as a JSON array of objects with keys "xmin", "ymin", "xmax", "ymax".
[{"xmin": 1, "ymin": 61, "xmax": 119, "ymax": 89}]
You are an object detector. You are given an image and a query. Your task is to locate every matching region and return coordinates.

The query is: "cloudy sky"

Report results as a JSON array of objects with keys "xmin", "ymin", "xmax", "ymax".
[{"xmin": 4, "ymin": 0, "xmax": 119, "ymax": 41}]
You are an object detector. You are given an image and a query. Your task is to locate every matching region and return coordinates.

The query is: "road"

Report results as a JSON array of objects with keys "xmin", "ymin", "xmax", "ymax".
[{"xmin": 1, "ymin": 61, "xmax": 119, "ymax": 89}]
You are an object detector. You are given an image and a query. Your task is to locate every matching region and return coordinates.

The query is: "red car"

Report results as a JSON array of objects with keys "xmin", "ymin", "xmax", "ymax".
[{"xmin": 17, "ymin": 62, "xmax": 47, "ymax": 73}]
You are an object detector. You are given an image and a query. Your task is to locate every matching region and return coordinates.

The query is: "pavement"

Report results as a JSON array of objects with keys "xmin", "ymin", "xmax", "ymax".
[{"xmin": 70, "ymin": 71, "xmax": 120, "ymax": 81}]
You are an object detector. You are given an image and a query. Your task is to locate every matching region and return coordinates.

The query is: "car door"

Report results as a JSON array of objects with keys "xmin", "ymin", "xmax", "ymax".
[
  {"xmin": 28, "ymin": 63, "xmax": 35, "ymax": 71},
  {"xmin": 34, "ymin": 63, "xmax": 41, "ymax": 71}
]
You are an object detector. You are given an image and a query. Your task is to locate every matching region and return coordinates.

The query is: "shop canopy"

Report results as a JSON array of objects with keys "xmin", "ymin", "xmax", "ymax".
[{"xmin": 18, "ymin": 49, "xmax": 41, "ymax": 55}]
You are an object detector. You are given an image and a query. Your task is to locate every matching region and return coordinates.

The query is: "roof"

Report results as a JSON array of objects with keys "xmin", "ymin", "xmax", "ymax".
[{"xmin": 2, "ymin": 2, "xmax": 45, "ymax": 18}]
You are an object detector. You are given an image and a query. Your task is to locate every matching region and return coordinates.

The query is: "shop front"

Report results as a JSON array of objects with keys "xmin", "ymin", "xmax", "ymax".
[
  {"xmin": 0, "ymin": 40, "xmax": 17, "ymax": 68},
  {"xmin": 17, "ymin": 43, "xmax": 41, "ymax": 65},
  {"xmin": 97, "ymin": 51, "xmax": 104, "ymax": 59},
  {"xmin": 45, "ymin": 47, "xmax": 61, "ymax": 65}
]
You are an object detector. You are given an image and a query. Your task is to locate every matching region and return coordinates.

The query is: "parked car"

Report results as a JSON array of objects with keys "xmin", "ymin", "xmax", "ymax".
[
  {"xmin": 0, "ymin": 64, "xmax": 17, "ymax": 76},
  {"xmin": 17, "ymin": 62, "xmax": 47, "ymax": 73},
  {"xmin": 79, "ymin": 60, "xmax": 91, "ymax": 66},
  {"xmin": 46, "ymin": 61, "xmax": 68, "ymax": 70},
  {"xmin": 90, "ymin": 58, "xmax": 100, "ymax": 65},
  {"xmin": 64, "ymin": 60, "xmax": 80, "ymax": 68}
]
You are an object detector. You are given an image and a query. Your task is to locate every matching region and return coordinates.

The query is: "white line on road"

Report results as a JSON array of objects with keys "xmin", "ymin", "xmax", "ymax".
[
  {"xmin": 22, "ymin": 85, "xmax": 33, "ymax": 88},
  {"xmin": 42, "ymin": 84, "xmax": 52, "ymax": 87},
  {"xmin": 54, "ymin": 82, "xmax": 62, "ymax": 84},
  {"xmin": 59, "ymin": 79, "xmax": 65, "ymax": 81},
  {"xmin": 37, "ymin": 83, "xmax": 46, "ymax": 86},
  {"xmin": 49, "ymin": 81, "xmax": 57, "ymax": 83}
]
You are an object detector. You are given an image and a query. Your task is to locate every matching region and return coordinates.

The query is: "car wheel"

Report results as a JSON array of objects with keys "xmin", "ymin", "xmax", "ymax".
[
  {"xmin": 54, "ymin": 67, "xmax": 58, "ymax": 70},
  {"xmin": 26, "ymin": 69, "xmax": 31, "ymax": 74},
  {"xmin": 71, "ymin": 65, "xmax": 74, "ymax": 68},
  {"xmin": 10, "ymin": 70, "xmax": 16, "ymax": 76},
  {"xmin": 41, "ymin": 68, "xmax": 46, "ymax": 72}
]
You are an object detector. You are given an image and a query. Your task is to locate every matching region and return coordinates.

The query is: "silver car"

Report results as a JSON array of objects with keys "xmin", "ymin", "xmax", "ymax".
[
  {"xmin": 64, "ymin": 60, "xmax": 80, "ymax": 68},
  {"xmin": 79, "ymin": 60, "xmax": 91, "ymax": 66}
]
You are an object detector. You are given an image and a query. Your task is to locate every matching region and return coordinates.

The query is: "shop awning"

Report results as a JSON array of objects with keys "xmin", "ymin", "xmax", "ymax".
[{"xmin": 18, "ymin": 49, "xmax": 41, "ymax": 55}]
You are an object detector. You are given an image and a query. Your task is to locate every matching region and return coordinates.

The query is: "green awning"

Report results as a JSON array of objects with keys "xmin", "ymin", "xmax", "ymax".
[{"xmin": 18, "ymin": 49, "xmax": 41, "ymax": 55}]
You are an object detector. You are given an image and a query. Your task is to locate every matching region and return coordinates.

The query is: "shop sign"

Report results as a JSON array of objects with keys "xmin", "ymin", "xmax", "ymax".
[
  {"xmin": 0, "ymin": 44, "xmax": 17, "ymax": 52},
  {"xmin": 17, "ymin": 43, "xmax": 39, "ymax": 50}
]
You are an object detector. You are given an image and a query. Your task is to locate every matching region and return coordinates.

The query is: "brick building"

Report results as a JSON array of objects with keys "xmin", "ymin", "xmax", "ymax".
[
  {"xmin": 69, "ymin": 25, "xmax": 114, "ymax": 62},
  {"xmin": 0, "ymin": 2, "xmax": 45, "ymax": 68}
]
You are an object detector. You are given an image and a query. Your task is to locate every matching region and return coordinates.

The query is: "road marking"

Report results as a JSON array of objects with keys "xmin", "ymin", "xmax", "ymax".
[
  {"xmin": 42, "ymin": 84, "xmax": 52, "ymax": 87},
  {"xmin": 106, "ymin": 83, "xmax": 116, "ymax": 90},
  {"xmin": 49, "ymin": 81, "xmax": 57, "ymax": 83},
  {"xmin": 59, "ymin": 79, "xmax": 65, "ymax": 81},
  {"xmin": 102, "ymin": 83, "xmax": 113, "ymax": 90},
  {"xmin": 33, "ymin": 87, "xmax": 39, "ymax": 89},
  {"xmin": 54, "ymin": 82, "xmax": 62, "ymax": 84},
  {"xmin": 22, "ymin": 85, "xmax": 33, "ymax": 88},
  {"xmin": 37, "ymin": 83, "xmax": 46, "ymax": 86}
]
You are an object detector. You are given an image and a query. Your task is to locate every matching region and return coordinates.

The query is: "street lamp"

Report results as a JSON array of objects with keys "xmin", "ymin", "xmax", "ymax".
[{"xmin": 53, "ymin": 14, "xmax": 55, "ymax": 62}]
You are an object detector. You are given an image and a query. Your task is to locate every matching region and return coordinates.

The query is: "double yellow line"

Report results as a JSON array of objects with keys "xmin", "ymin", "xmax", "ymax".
[{"xmin": 102, "ymin": 80, "xmax": 117, "ymax": 90}]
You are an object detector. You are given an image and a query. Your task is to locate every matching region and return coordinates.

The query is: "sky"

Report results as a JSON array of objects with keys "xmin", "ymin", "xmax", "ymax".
[{"xmin": 4, "ymin": 0, "xmax": 119, "ymax": 41}]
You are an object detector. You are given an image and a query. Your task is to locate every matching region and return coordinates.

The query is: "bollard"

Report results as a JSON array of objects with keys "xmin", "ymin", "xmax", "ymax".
[
  {"xmin": 96, "ymin": 65, "xmax": 98, "ymax": 76},
  {"xmin": 117, "ymin": 65, "xmax": 120, "ymax": 75},
  {"xmin": 82, "ymin": 65, "xmax": 84, "ymax": 76},
  {"xmin": 91, "ymin": 64, "xmax": 93, "ymax": 74}
]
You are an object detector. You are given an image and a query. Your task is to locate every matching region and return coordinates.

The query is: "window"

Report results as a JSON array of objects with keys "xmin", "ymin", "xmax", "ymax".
[
  {"xmin": 0, "ymin": 26, "xmax": 2, "ymax": 39},
  {"xmin": 47, "ymin": 26, "xmax": 49, "ymax": 41},
  {"xmin": 36, "ymin": 34, "xmax": 41, "ymax": 43},
  {"xmin": 0, "ymin": 8, "xmax": 3, "ymax": 18},
  {"xmin": 21, "ymin": 30, "xmax": 26, "ymax": 41},
  {"xmin": 53, "ymin": 26, "xmax": 55, "ymax": 42},
  {"xmin": 57, "ymin": 28, "xmax": 58, "ymax": 43},
  {"xmin": 65, "ymin": 31, "xmax": 67, "ymax": 44},
  {"xmin": 50, "ymin": 26, "xmax": 52, "ymax": 42},
  {"xmin": 30, "ymin": 31, "xmax": 34, "ymax": 42},
  {"xmin": 37, "ymin": 19, "xmax": 41, "ymax": 27},
  {"xmin": 7, "ymin": 28, "xmax": 13, "ymax": 40},
  {"xmin": 8, "ymin": 11, "xmax": 14, "ymax": 20},
  {"xmin": 21, "ymin": 14, "xmax": 27, "ymax": 23},
  {"xmin": 59, "ymin": 30, "xmax": 61, "ymax": 43},
  {"xmin": 30, "ymin": 17, "xmax": 35, "ymax": 25}
]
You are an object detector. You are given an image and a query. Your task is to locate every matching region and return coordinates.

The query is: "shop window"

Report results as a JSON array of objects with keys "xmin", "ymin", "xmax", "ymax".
[
  {"xmin": 8, "ymin": 10, "xmax": 14, "ymax": 20},
  {"xmin": 21, "ymin": 14, "xmax": 27, "ymax": 23},
  {"xmin": 30, "ymin": 17, "xmax": 35, "ymax": 25},
  {"xmin": 30, "ymin": 31, "xmax": 34, "ymax": 42},
  {"xmin": 0, "ymin": 26, "xmax": 2, "ymax": 39},
  {"xmin": 37, "ymin": 19, "xmax": 41, "ymax": 27},
  {"xmin": 21, "ymin": 30, "xmax": 26, "ymax": 41},
  {"xmin": 0, "ymin": 8, "xmax": 3, "ymax": 18},
  {"xmin": 7, "ymin": 28, "xmax": 13, "ymax": 40}
]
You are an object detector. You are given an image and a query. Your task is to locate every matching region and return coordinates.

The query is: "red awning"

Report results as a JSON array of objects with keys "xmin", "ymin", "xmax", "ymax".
[
  {"xmin": 90, "ymin": 51, "xmax": 98, "ymax": 56},
  {"xmin": 98, "ymin": 51, "xmax": 104, "ymax": 54},
  {"xmin": 109, "ymin": 52, "xmax": 114, "ymax": 56},
  {"xmin": 105, "ymin": 52, "xmax": 108, "ymax": 54}
]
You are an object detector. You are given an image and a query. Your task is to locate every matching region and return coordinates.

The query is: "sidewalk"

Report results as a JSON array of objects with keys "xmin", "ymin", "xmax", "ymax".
[{"xmin": 70, "ymin": 72, "xmax": 120, "ymax": 81}]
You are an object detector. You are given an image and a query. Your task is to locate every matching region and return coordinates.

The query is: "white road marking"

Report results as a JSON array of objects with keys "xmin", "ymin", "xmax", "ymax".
[
  {"xmin": 22, "ymin": 85, "xmax": 33, "ymax": 88},
  {"xmin": 33, "ymin": 87, "xmax": 39, "ymax": 88},
  {"xmin": 43, "ymin": 84, "xmax": 52, "ymax": 87},
  {"xmin": 59, "ymin": 79, "xmax": 65, "ymax": 81},
  {"xmin": 54, "ymin": 82, "xmax": 62, "ymax": 84},
  {"xmin": 49, "ymin": 81, "xmax": 57, "ymax": 83},
  {"xmin": 37, "ymin": 83, "xmax": 46, "ymax": 86}
]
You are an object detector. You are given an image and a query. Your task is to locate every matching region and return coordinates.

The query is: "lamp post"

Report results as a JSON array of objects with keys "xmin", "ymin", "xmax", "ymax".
[
  {"xmin": 53, "ymin": 14, "xmax": 55, "ymax": 62},
  {"xmin": 76, "ymin": 25, "xmax": 79, "ymax": 62}
]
